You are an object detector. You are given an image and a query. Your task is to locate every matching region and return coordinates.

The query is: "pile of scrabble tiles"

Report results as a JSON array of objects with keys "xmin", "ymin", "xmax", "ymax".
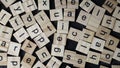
[{"xmin": 0, "ymin": 0, "xmax": 120, "ymax": 68}]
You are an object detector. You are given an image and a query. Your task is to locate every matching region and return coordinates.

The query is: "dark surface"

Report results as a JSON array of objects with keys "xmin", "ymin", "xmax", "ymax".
[{"xmin": 0, "ymin": 0, "xmax": 120, "ymax": 68}]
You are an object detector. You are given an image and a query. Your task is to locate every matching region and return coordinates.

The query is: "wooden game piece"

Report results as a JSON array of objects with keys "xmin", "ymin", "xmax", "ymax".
[
  {"xmin": 63, "ymin": 50, "xmax": 76, "ymax": 64},
  {"xmin": 50, "ymin": 9, "xmax": 63, "ymax": 21},
  {"xmin": 102, "ymin": 0, "xmax": 118, "ymax": 13},
  {"xmin": 100, "ymin": 65, "xmax": 109, "ymax": 68},
  {"xmin": 7, "ymin": 57, "xmax": 20, "ymax": 68},
  {"xmin": 91, "ymin": 37, "xmax": 105, "ymax": 52},
  {"xmin": 54, "ymin": 0, "xmax": 66, "ymax": 9},
  {"xmin": 21, "ymin": 39, "xmax": 37, "ymax": 54},
  {"xmin": 33, "ymin": 33, "xmax": 50, "ymax": 48},
  {"xmin": 95, "ymin": 26, "xmax": 111, "ymax": 40},
  {"xmin": 76, "ymin": 40, "xmax": 91, "ymax": 55},
  {"xmin": 0, "ymin": 9, "xmax": 11, "ymax": 25},
  {"xmin": 22, "ymin": 0, "xmax": 37, "ymax": 12},
  {"xmin": 113, "ymin": 48, "xmax": 120, "ymax": 61},
  {"xmin": 35, "ymin": 46, "xmax": 51, "ymax": 63},
  {"xmin": 51, "ymin": 44, "xmax": 65, "ymax": 57},
  {"xmin": 67, "ymin": 27, "xmax": 83, "ymax": 42},
  {"xmin": 7, "ymin": 42, "xmax": 21, "ymax": 56},
  {"xmin": 0, "ymin": 53, "xmax": 7, "ymax": 66},
  {"xmin": 57, "ymin": 21, "xmax": 69, "ymax": 34},
  {"xmin": 105, "ymin": 35, "xmax": 119, "ymax": 51},
  {"xmin": 73, "ymin": 54, "xmax": 86, "ymax": 68},
  {"xmin": 46, "ymin": 57, "xmax": 62, "ymax": 68},
  {"xmin": 0, "ymin": 25, "xmax": 13, "ymax": 40},
  {"xmin": 101, "ymin": 15, "xmax": 116, "ymax": 29},
  {"xmin": 113, "ymin": 6, "xmax": 120, "ymax": 20},
  {"xmin": 9, "ymin": 1, "xmax": 25, "ymax": 16},
  {"xmin": 0, "ymin": 0, "xmax": 16, "ymax": 8},
  {"xmin": 113, "ymin": 20, "xmax": 120, "ymax": 33},
  {"xmin": 53, "ymin": 33, "xmax": 67, "ymax": 45},
  {"xmin": 13, "ymin": 28, "xmax": 29, "ymax": 43},
  {"xmin": 21, "ymin": 53, "xmax": 36, "ymax": 68},
  {"xmin": 26, "ymin": 23, "xmax": 42, "ymax": 39},
  {"xmin": 64, "ymin": 9, "xmax": 75, "ymax": 21},
  {"xmin": 86, "ymin": 51, "xmax": 100, "ymax": 65},
  {"xmin": 81, "ymin": 28, "xmax": 95, "ymax": 43},
  {"xmin": 9, "ymin": 15, "xmax": 24, "ymax": 31},
  {"xmin": 80, "ymin": 0, "xmax": 95, "ymax": 13},
  {"xmin": 21, "ymin": 12, "xmax": 36, "ymax": 27},
  {"xmin": 33, "ymin": 61, "xmax": 46, "ymax": 68},
  {"xmin": 76, "ymin": 10, "xmax": 91, "ymax": 26},
  {"xmin": 38, "ymin": 0, "xmax": 50, "ymax": 10},
  {"xmin": 100, "ymin": 49, "xmax": 114, "ymax": 64},
  {"xmin": 67, "ymin": 0, "xmax": 79, "ymax": 9},
  {"xmin": 112, "ymin": 65, "xmax": 120, "ymax": 68}
]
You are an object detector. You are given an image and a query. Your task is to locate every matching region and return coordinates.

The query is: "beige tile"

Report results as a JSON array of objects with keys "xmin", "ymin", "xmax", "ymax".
[
  {"xmin": 113, "ymin": 20, "xmax": 120, "ymax": 33},
  {"xmin": 112, "ymin": 65, "xmax": 120, "ymax": 68},
  {"xmin": 100, "ymin": 65, "xmax": 109, "ymax": 68},
  {"xmin": 64, "ymin": 9, "xmax": 75, "ymax": 21},
  {"xmin": 67, "ymin": 0, "xmax": 79, "ymax": 9},
  {"xmin": 113, "ymin": 6, "xmax": 120, "ymax": 20},
  {"xmin": 33, "ymin": 61, "xmax": 46, "ymax": 68},
  {"xmin": 7, "ymin": 57, "xmax": 20, "ymax": 68},
  {"xmin": 13, "ymin": 28, "xmax": 29, "ymax": 43},
  {"xmin": 102, "ymin": 0, "xmax": 118, "ymax": 13},
  {"xmin": 34, "ymin": 33, "xmax": 50, "ymax": 48},
  {"xmin": 38, "ymin": 0, "xmax": 50, "ymax": 10},
  {"xmin": 0, "ymin": 53, "xmax": 7, "ymax": 66},
  {"xmin": 54, "ymin": 0, "xmax": 66, "ymax": 9},
  {"xmin": 113, "ymin": 48, "xmax": 120, "ymax": 61},
  {"xmin": 1, "ymin": 0, "xmax": 16, "ymax": 7},
  {"xmin": 86, "ymin": 51, "xmax": 100, "ymax": 65},
  {"xmin": 21, "ymin": 39, "xmax": 37, "ymax": 54},
  {"xmin": 0, "ymin": 9, "xmax": 11, "ymax": 25},
  {"xmin": 105, "ymin": 35, "xmax": 119, "ymax": 51}
]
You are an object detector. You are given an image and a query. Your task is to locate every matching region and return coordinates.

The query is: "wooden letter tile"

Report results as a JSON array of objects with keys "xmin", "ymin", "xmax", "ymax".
[
  {"xmin": 1, "ymin": 0, "xmax": 16, "ymax": 8},
  {"xmin": 0, "ymin": 53, "xmax": 7, "ymax": 66},
  {"xmin": 38, "ymin": 0, "xmax": 50, "ymax": 10},
  {"xmin": 54, "ymin": 0, "xmax": 66, "ymax": 9},
  {"xmin": 113, "ymin": 20, "xmax": 120, "ymax": 33},
  {"xmin": 67, "ymin": 0, "xmax": 79, "ymax": 9},
  {"xmin": 113, "ymin": 48, "xmax": 120, "ymax": 61},
  {"xmin": 33, "ymin": 61, "xmax": 46, "ymax": 68},
  {"xmin": 64, "ymin": 9, "xmax": 75, "ymax": 21},
  {"xmin": 113, "ymin": 6, "xmax": 120, "ymax": 20}
]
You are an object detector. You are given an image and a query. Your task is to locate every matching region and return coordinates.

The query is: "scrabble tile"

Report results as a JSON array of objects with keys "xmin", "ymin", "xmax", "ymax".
[
  {"xmin": 76, "ymin": 40, "xmax": 91, "ymax": 55},
  {"xmin": 57, "ymin": 21, "xmax": 69, "ymax": 34},
  {"xmin": 73, "ymin": 54, "xmax": 86, "ymax": 68},
  {"xmin": 21, "ymin": 39, "xmax": 37, "ymax": 54},
  {"xmin": 67, "ymin": 0, "xmax": 79, "ymax": 9},
  {"xmin": 40, "ymin": 22, "xmax": 56, "ymax": 37},
  {"xmin": 13, "ymin": 28, "xmax": 29, "ymax": 43},
  {"xmin": 0, "ymin": 53, "xmax": 7, "ymax": 66},
  {"xmin": 1, "ymin": 0, "xmax": 16, "ymax": 8},
  {"xmin": 21, "ymin": 53, "xmax": 36, "ymax": 68},
  {"xmin": 64, "ymin": 9, "xmax": 75, "ymax": 21},
  {"xmin": 38, "ymin": 0, "xmax": 50, "ymax": 10},
  {"xmin": 35, "ymin": 46, "xmax": 51, "ymax": 63},
  {"xmin": 100, "ymin": 49, "xmax": 114, "ymax": 64},
  {"xmin": 21, "ymin": 12, "xmax": 36, "ymax": 27},
  {"xmin": 54, "ymin": 0, "xmax": 66, "ymax": 9},
  {"xmin": 51, "ymin": 44, "xmax": 65, "ymax": 57},
  {"xmin": 100, "ymin": 65, "xmax": 109, "ymax": 68},
  {"xmin": 22, "ymin": 0, "xmax": 37, "ymax": 12},
  {"xmin": 105, "ymin": 35, "xmax": 119, "ymax": 51},
  {"xmin": 113, "ymin": 6, "xmax": 120, "ymax": 20},
  {"xmin": 113, "ymin": 20, "xmax": 120, "ymax": 33},
  {"xmin": 33, "ymin": 61, "xmax": 46, "ymax": 68},
  {"xmin": 76, "ymin": 10, "xmax": 91, "ymax": 26},
  {"xmin": 7, "ymin": 42, "xmax": 21, "ymax": 56},
  {"xmin": 80, "ymin": 0, "xmax": 95, "ymax": 13},
  {"xmin": 67, "ymin": 27, "xmax": 83, "ymax": 42},
  {"xmin": 0, "ymin": 9, "xmax": 11, "ymax": 25},
  {"xmin": 7, "ymin": 57, "xmax": 20, "ymax": 68},
  {"xmin": 113, "ymin": 48, "xmax": 120, "ymax": 61},
  {"xmin": 53, "ymin": 33, "xmax": 67, "ymax": 45},
  {"xmin": 86, "ymin": 51, "xmax": 100, "ymax": 65},
  {"xmin": 101, "ymin": 15, "xmax": 116, "ymax": 29},
  {"xmin": 81, "ymin": 28, "xmax": 95, "ymax": 43},
  {"xmin": 50, "ymin": 9, "xmax": 63, "ymax": 21},
  {"xmin": 9, "ymin": 1, "xmax": 25, "ymax": 16},
  {"xmin": 95, "ymin": 26, "xmax": 111, "ymax": 40},
  {"xmin": 46, "ymin": 57, "xmax": 62, "ymax": 68},
  {"xmin": 91, "ymin": 37, "xmax": 105, "ymax": 52},
  {"xmin": 0, "ymin": 25, "xmax": 13, "ymax": 40},
  {"xmin": 26, "ymin": 23, "xmax": 42, "ymax": 38},
  {"xmin": 0, "ymin": 37, "xmax": 10, "ymax": 52},
  {"xmin": 34, "ymin": 33, "xmax": 50, "ymax": 48},
  {"xmin": 112, "ymin": 65, "xmax": 120, "ymax": 68},
  {"xmin": 9, "ymin": 15, "xmax": 24, "ymax": 31},
  {"xmin": 63, "ymin": 50, "xmax": 76, "ymax": 64},
  {"xmin": 102, "ymin": 0, "xmax": 118, "ymax": 13}
]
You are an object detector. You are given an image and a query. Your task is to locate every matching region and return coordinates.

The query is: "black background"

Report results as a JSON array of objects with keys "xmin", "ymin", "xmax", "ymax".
[{"xmin": 0, "ymin": 0, "xmax": 120, "ymax": 68}]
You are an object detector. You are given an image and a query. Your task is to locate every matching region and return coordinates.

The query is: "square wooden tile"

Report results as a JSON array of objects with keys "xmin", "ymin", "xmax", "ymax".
[
  {"xmin": 54, "ymin": 0, "xmax": 66, "ymax": 9},
  {"xmin": 1, "ymin": 0, "xmax": 16, "ymax": 7},
  {"xmin": 67, "ymin": 0, "xmax": 79, "ymax": 9},
  {"xmin": 0, "ymin": 53, "xmax": 7, "ymax": 66},
  {"xmin": 113, "ymin": 20, "xmax": 120, "ymax": 33},
  {"xmin": 113, "ymin": 6, "xmax": 120, "ymax": 20},
  {"xmin": 32, "ymin": 61, "xmax": 46, "ymax": 68},
  {"xmin": 38, "ymin": 0, "xmax": 50, "ymax": 10},
  {"xmin": 112, "ymin": 65, "xmax": 120, "ymax": 68},
  {"xmin": 64, "ymin": 9, "xmax": 75, "ymax": 21},
  {"xmin": 113, "ymin": 48, "xmax": 120, "ymax": 61}
]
